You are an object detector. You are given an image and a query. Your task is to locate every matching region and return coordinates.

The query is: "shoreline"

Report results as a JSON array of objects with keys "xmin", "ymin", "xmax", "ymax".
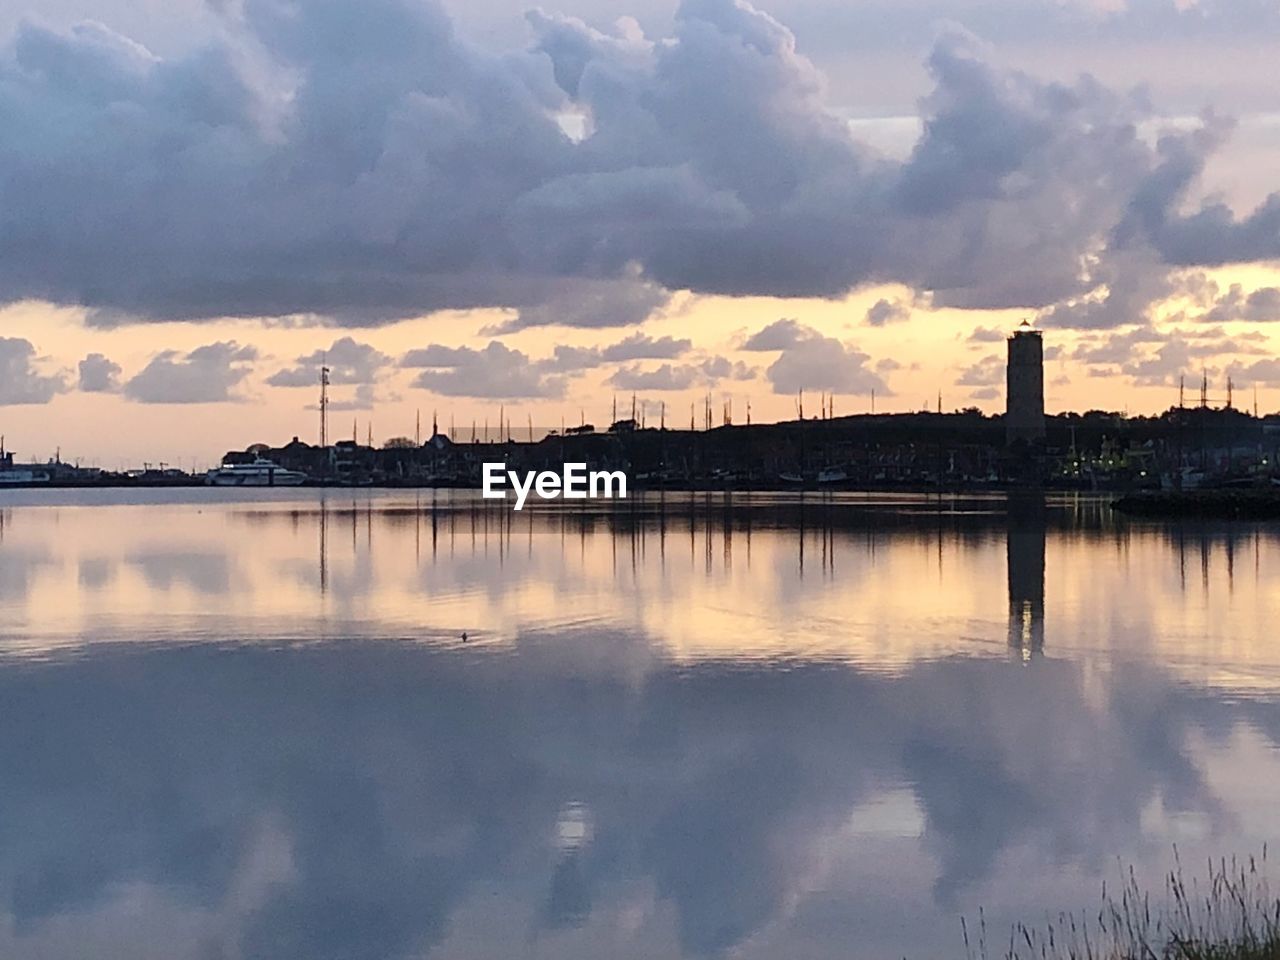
[{"xmin": 1112, "ymin": 488, "xmax": 1280, "ymax": 519}]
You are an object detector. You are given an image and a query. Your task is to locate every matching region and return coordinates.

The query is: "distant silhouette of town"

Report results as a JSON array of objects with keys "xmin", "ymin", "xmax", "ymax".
[{"xmin": 3, "ymin": 326, "xmax": 1279, "ymax": 493}]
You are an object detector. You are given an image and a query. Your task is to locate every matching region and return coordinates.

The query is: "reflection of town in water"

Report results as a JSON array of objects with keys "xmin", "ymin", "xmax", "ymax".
[{"xmin": 0, "ymin": 490, "xmax": 1278, "ymax": 960}]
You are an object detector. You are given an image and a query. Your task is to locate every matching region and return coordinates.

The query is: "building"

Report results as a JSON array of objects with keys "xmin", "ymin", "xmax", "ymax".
[{"xmin": 1006, "ymin": 321, "xmax": 1046, "ymax": 445}]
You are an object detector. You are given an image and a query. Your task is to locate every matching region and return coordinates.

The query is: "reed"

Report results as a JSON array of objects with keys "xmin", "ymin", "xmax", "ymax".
[{"xmin": 962, "ymin": 851, "xmax": 1280, "ymax": 960}]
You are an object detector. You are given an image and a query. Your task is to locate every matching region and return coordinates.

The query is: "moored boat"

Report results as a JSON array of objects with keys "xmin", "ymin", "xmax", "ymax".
[{"xmin": 205, "ymin": 458, "xmax": 307, "ymax": 486}]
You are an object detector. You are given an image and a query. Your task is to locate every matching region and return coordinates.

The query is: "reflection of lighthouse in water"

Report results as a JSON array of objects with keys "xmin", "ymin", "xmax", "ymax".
[{"xmin": 1007, "ymin": 495, "xmax": 1046, "ymax": 659}]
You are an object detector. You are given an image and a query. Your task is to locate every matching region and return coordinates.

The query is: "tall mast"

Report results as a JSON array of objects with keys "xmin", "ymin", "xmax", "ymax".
[{"xmin": 319, "ymin": 362, "xmax": 330, "ymax": 448}]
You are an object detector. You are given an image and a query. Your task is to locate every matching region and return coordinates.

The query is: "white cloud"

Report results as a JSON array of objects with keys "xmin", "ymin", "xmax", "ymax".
[
  {"xmin": 267, "ymin": 337, "xmax": 392, "ymax": 387},
  {"xmin": 865, "ymin": 298, "xmax": 911, "ymax": 326},
  {"xmin": 401, "ymin": 341, "xmax": 569, "ymax": 399},
  {"xmin": 77, "ymin": 352, "xmax": 122, "ymax": 392},
  {"xmin": 123, "ymin": 341, "xmax": 257, "ymax": 403},
  {"xmin": 1, "ymin": 0, "xmax": 1277, "ymax": 335},
  {"xmin": 0, "ymin": 337, "xmax": 66, "ymax": 405},
  {"xmin": 956, "ymin": 354, "xmax": 1004, "ymax": 387},
  {"xmin": 741, "ymin": 318, "xmax": 810, "ymax": 351},
  {"xmin": 608, "ymin": 356, "xmax": 753, "ymax": 390}
]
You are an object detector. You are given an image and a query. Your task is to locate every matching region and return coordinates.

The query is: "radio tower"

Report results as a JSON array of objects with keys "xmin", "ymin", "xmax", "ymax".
[{"xmin": 319, "ymin": 363, "xmax": 331, "ymax": 448}]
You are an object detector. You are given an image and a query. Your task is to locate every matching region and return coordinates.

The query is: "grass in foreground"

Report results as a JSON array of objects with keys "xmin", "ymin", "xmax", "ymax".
[{"xmin": 962, "ymin": 852, "xmax": 1280, "ymax": 960}]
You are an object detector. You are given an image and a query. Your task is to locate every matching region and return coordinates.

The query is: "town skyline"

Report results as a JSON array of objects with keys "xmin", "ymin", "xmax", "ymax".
[{"xmin": 3, "ymin": 0, "xmax": 1280, "ymax": 464}]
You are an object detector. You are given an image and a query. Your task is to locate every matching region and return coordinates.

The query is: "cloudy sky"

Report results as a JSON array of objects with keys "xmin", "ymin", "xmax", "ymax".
[{"xmin": 3, "ymin": 0, "xmax": 1280, "ymax": 465}]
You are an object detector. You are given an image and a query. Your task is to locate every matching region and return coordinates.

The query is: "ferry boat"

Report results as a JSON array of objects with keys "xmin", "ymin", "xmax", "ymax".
[
  {"xmin": 205, "ymin": 458, "xmax": 307, "ymax": 487},
  {"xmin": 0, "ymin": 465, "xmax": 49, "ymax": 485},
  {"xmin": 0, "ymin": 445, "xmax": 50, "ymax": 484}
]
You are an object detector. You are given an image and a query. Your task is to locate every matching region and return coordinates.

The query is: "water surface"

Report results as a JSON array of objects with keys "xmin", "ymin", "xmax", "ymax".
[{"xmin": 0, "ymin": 489, "xmax": 1278, "ymax": 959}]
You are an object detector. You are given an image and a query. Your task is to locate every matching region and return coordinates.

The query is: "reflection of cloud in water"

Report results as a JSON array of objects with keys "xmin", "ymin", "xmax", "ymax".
[
  {"xmin": 0, "ymin": 545, "xmax": 57, "ymax": 602},
  {"xmin": 3, "ymin": 495, "xmax": 1279, "ymax": 680},
  {"xmin": 0, "ymin": 636, "xmax": 1275, "ymax": 959},
  {"xmin": 76, "ymin": 557, "xmax": 116, "ymax": 591},
  {"xmin": 124, "ymin": 550, "xmax": 234, "ymax": 595}
]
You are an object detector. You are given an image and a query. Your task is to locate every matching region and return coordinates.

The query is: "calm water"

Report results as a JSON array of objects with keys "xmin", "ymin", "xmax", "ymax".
[{"xmin": 0, "ymin": 489, "xmax": 1278, "ymax": 960}]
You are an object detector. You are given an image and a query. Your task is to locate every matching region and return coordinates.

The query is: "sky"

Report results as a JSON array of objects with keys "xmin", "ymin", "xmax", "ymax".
[{"xmin": 2, "ymin": 0, "xmax": 1280, "ymax": 466}]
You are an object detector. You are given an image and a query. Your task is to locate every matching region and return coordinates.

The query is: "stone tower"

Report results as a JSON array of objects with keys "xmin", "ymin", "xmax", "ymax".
[{"xmin": 1006, "ymin": 321, "xmax": 1045, "ymax": 445}]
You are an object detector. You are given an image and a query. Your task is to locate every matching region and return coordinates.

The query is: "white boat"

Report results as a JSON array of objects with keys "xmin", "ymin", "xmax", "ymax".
[
  {"xmin": 0, "ymin": 468, "xmax": 49, "ymax": 485},
  {"xmin": 0, "ymin": 447, "xmax": 49, "ymax": 484},
  {"xmin": 205, "ymin": 458, "xmax": 307, "ymax": 487},
  {"xmin": 817, "ymin": 467, "xmax": 848, "ymax": 484}
]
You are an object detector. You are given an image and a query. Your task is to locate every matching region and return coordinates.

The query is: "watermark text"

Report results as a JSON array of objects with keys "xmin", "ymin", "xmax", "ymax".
[{"xmin": 482, "ymin": 463, "xmax": 627, "ymax": 510}]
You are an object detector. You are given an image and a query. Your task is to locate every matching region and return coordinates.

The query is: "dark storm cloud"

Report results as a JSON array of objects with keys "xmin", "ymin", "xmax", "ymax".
[
  {"xmin": 123, "ymin": 341, "xmax": 257, "ymax": 403},
  {"xmin": 0, "ymin": 337, "xmax": 67, "ymax": 404},
  {"xmin": 0, "ymin": 0, "xmax": 1276, "ymax": 331},
  {"xmin": 77, "ymin": 352, "xmax": 122, "ymax": 393},
  {"xmin": 482, "ymin": 278, "xmax": 674, "ymax": 334}
]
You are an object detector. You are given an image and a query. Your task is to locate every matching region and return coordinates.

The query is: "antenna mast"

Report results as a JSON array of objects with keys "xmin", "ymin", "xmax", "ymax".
[{"xmin": 319, "ymin": 363, "xmax": 330, "ymax": 448}]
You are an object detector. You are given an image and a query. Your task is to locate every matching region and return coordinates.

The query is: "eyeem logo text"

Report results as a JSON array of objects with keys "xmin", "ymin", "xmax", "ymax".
[{"xmin": 482, "ymin": 463, "xmax": 628, "ymax": 510}]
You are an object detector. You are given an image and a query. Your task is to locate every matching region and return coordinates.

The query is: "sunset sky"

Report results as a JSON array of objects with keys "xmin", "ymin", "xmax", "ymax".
[{"xmin": 3, "ymin": 0, "xmax": 1280, "ymax": 467}]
